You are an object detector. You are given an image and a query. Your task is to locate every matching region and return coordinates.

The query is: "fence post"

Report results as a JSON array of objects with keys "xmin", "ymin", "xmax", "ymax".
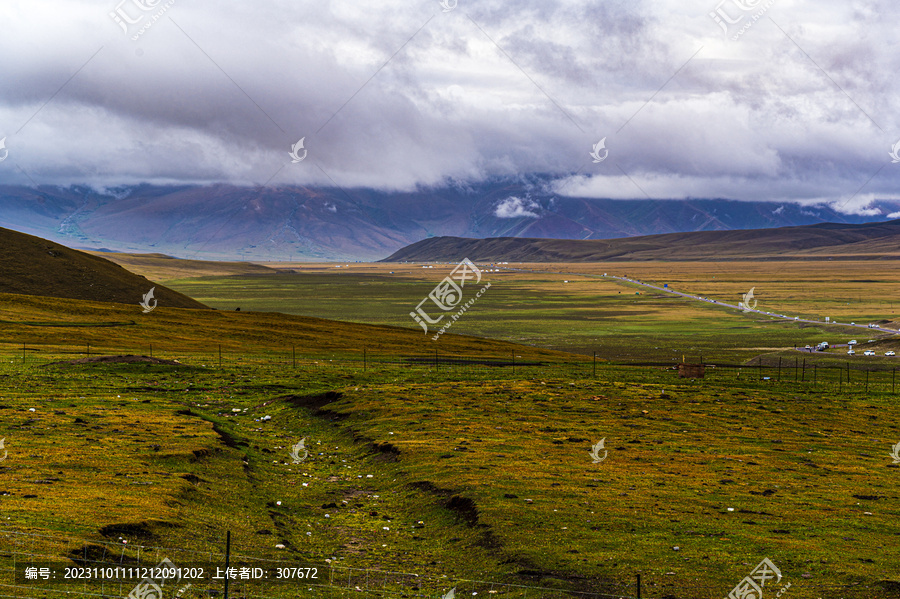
[
  {"xmin": 636, "ymin": 573, "xmax": 642, "ymax": 599},
  {"xmin": 801, "ymin": 359, "xmax": 806, "ymax": 382},
  {"xmin": 292, "ymin": 346, "xmax": 296, "ymax": 369},
  {"xmin": 224, "ymin": 531, "xmax": 231, "ymax": 599}
]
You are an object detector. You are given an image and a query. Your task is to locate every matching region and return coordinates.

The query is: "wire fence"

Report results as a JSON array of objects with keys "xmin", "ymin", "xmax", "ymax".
[
  {"xmin": 3, "ymin": 342, "xmax": 900, "ymax": 397},
  {"xmin": 2, "ymin": 529, "xmax": 898, "ymax": 599},
  {"xmin": 0, "ymin": 528, "xmax": 636, "ymax": 599}
]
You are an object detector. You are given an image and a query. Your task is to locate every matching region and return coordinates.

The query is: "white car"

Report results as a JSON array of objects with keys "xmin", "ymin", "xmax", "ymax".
[
  {"xmin": 847, "ymin": 349, "xmax": 855, "ymax": 355},
  {"xmin": 805, "ymin": 345, "xmax": 812, "ymax": 350},
  {"xmin": 864, "ymin": 350, "xmax": 876, "ymax": 356},
  {"xmin": 848, "ymin": 340, "xmax": 858, "ymax": 345},
  {"xmin": 886, "ymin": 351, "xmax": 896, "ymax": 357}
]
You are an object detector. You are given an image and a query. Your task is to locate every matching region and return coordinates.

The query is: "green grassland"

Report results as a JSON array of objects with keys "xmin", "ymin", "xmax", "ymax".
[
  {"xmin": 1, "ymin": 352, "xmax": 898, "ymax": 598},
  {"xmin": 160, "ymin": 260, "xmax": 900, "ymax": 362},
  {"xmin": 1, "ymin": 258, "xmax": 900, "ymax": 598}
]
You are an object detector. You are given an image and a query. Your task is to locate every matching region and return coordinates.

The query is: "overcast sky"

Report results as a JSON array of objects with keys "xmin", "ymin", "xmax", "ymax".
[{"xmin": 1, "ymin": 0, "xmax": 898, "ymax": 213}]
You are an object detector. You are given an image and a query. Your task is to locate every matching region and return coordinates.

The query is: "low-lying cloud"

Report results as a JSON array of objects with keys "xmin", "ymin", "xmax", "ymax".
[{"xmin": 494, "ymin": 196, "xmax": 541, "ymax": 218}]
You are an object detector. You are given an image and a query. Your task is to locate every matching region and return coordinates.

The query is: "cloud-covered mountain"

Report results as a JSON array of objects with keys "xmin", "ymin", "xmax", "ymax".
[{"xmin": 2, "ymin": 183, "xmax": 899, "ymax": 261}]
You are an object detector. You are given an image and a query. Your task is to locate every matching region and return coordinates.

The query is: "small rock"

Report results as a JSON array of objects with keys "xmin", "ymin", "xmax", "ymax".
[{"xmin": 275, "ymin": 544, "xmax": 286, "ymax": 549}]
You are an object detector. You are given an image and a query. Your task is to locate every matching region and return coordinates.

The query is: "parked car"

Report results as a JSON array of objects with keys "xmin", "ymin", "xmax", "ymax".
[
  {"xmin": 864, "ymin": 350, "xmax": 876, "ymax": 356},
  {"xmin": 886, "ymin": 351, "xmax": 896, "ymax": 357},
  {"xmin": 848, "ymin": 340, "xmax": 858, "ymax": 345}
]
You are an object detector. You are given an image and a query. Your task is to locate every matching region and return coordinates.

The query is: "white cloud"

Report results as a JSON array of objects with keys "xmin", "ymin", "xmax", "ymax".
[
  {"xmin": 0, "ymin": 0, "xmax": 897, "ymax": 205},
  {"xmin": 494, "ymin": 196, "xmax": 540, "ymax": 218}
]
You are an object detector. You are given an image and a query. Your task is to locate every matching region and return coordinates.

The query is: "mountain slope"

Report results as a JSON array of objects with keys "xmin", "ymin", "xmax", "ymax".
[
  {"xmin": 382, "ymin": 220, "xmax": 900, "ymax": 262},
  {"xmin": 1, "ymin": 184, "xmax": 899, "ymax": 261},
  {"xmin": 0, "ymin": 227, "xmax": 207, "ymax": 308}
]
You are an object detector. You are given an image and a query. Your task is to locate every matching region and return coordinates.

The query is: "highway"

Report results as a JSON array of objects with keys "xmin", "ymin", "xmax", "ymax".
[{"xmin": 493, "ymin": 265, "xmax": 900, "ymax": 338}]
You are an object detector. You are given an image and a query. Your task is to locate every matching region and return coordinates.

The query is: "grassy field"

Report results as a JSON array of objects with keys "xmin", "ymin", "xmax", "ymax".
[
  {"xmin": 152, "ymin": 260, "xmax": 900, "ymax": 362},
  {"xmin": 1, "ymin": 258, "xmax": 899, "ymax": 599},
  {"xmin": 0, "ymin": 351, "xmax": 898, "ymax": 598}
]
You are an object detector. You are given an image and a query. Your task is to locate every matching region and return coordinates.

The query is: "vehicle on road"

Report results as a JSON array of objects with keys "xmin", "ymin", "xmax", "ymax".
[
  {"xmin": 848, "ymin": 349, "xmax": 855, "ymax": 355},
  {"xmin": 805, "ymin": 345, "xmax": 812, "ymax": 350},
  {"xmin": 887, "ymin": 351, "xmax": 896, "ymax": 357},
  {"xmin": 848, "ymin": 340, "xmax": 858, "ymax": 345},
  {"xmin": 864, "ymin": 350, "xmax": 876, "ymax": 356}
]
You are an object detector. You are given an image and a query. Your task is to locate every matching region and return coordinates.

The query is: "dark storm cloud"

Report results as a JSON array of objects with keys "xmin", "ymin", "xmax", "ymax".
[{"xmin": 0, "ymin": 0, "xmax": 898, "ymax": 213}]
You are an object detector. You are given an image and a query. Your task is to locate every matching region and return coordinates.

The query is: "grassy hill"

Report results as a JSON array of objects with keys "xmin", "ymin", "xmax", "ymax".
[
  {"xmin": 382, "ymin": 220, "xmax": 900, "ymax": 262},
  {"xmin": 0, "ymin": 292, "xmax": 573, "ymax": 360},
  {"xmin": 84, "ymin": 250, "xmax": 282, "ymax": 282},
  {"xmin": 0, "ymin": 227, "xmax": 207, "ymax": 309}
]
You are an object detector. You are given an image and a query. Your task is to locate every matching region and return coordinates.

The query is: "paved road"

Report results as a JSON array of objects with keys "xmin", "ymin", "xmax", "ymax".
[{"xmin": 495, "ymin": 265, "xmax": 900, "ymax": 339}]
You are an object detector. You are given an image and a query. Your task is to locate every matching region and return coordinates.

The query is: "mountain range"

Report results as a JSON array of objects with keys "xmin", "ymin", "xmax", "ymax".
[
  {"xmin": 384, "ymin": 220, "xmax": 900, "ymax": 262},
  {"xmin": 1, "ymin": 183, "xmax": 899, "ymax": 261}
]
